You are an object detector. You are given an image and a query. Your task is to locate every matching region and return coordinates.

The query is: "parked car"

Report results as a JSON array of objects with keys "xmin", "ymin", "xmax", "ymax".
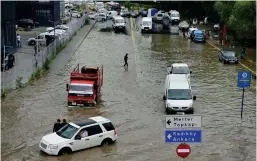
[
  {"xmin": 39, "ymin": 116, "xmax": 117, "ymax": 156},
  {"xmin": 153, "ymin": 13, "xmax": 164, "ymax": 22},
  {"xmin": 1, "ymin": 47, "xmax": 15, "ymax": 71},
  {"xmin": 27, "ymin": 32, "xmax": 56, "ymax": 46},
  {"xmin": 17, "ymin": 19, "xmax": 39, "ymax": 29},
  {"xmin": 218, "ymin": 50, "xmax": 239, "ymax": 64},
  {"xmin": 71, "ymin": 11, "xmax": 81, "ymax": 18}
]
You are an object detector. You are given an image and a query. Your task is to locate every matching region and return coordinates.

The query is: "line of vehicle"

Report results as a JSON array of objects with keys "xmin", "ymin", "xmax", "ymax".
[{"xmin": 206, "ymin": 40, "xmax": 256, "ymax": 76}]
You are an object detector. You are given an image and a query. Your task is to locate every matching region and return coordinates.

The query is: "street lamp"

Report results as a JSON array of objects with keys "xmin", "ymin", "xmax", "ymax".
[{"xmin": 48, "ymin": 20, "xmax": 57, "ymax": 57}]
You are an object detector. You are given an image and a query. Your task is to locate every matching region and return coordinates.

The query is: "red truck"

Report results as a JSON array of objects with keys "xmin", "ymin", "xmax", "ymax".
[{"xmin": 66, "ymin": 64, "xmax": 103, "ymax": 106}]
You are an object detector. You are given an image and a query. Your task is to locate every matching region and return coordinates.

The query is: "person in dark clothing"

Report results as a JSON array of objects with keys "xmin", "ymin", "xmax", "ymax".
[
  {"xmin": 124, "ymin": 53, "xmax": 128, "ymax": 67},
  {"xmin": 53, "ymin": 119, "xmax": 61, "ymax": 132},
  {"xmin": 60, "ymin": 119, "xmax": 67, "ymax": 128}
]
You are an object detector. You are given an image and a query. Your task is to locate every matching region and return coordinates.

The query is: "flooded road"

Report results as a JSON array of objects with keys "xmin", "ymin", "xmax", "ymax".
[{"xmin": 2, "ymin": 18, "xmax": 256, "ymax": 161}]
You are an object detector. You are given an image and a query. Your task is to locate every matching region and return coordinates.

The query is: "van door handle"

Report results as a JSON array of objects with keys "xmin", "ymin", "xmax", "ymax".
[
  {"xmin": 85, "ymin": 139, "xmax": 89, "ymax": 141},
  {"xmin": 99, "ymin": 135, "xmax": 103, "ymax": 137}
]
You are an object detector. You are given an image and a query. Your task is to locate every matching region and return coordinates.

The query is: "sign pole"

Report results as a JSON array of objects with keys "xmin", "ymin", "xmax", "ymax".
[{"xmin": 241, "ymin": 87, "xmax": 245, "ymax": 121}]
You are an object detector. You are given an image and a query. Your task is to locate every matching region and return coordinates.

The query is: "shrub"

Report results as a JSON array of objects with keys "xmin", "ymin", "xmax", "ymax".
[{"xmin": 43, "ymin": 58, "xmax": 51, "ymax": 70}]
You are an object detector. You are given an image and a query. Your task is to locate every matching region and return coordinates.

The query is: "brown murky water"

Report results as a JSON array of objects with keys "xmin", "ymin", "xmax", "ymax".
[{"xmin": 2, "ymin": 20, "xmax": 256, "ymax": 161}]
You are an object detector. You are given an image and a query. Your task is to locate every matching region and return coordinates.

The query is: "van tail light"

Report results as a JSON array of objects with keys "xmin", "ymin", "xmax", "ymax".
[{"xmin": 114, "ymin": 129, "xmax": 117, "ymax": 135}]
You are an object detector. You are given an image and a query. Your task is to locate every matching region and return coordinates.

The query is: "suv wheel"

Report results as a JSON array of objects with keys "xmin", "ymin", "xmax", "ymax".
[
  {"xmin": 101, "ymin": 138, "xmax": 113, "ymax": 146},
  {"xmin": 58, "ymin": 147, "xmax": 72, "ymax": 156},
  {"xmin": 12, "ymin": 60, "xmax": 15, "ymax": 67},
  {"xmin": 30, "ymin": 41, "xmax": 36, "ymax": 46},
  {"xmin": 5, "ymin": 64, "xmax": 9, "ymax": 71}
]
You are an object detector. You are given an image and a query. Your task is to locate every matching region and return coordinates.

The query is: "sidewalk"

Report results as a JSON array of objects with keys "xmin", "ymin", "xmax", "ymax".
[
  {"xmin": 1, "ymin": 17, "xmax": 95, "ymax": 90},
  {"xmin": 206, "ymin": 37, "xmax": 256, "ymax": 77}
]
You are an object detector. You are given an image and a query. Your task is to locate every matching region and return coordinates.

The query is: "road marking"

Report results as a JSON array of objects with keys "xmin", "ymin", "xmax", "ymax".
[
  {"xmin": 206, "ymin": 40, "xmax": 256, "ymax": 76},
  {"xmin": 178, "ymin": 149, "xmax": 190, "ymax": 153}
]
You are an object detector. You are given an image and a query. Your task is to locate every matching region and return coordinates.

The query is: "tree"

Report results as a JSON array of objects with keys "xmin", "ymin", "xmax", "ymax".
[{"xmin": 124, "ymin": 1, "xmax": 131, "ymax": 10}]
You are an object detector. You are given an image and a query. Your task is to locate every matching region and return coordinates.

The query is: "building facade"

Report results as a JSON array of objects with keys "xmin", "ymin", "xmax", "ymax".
[
  {"xmin": 16, "ymin": 1, "xmax": 61, "ymax": 26},
  {"xmin": 1, "ymin": 1, "xmax": 16, "ymax": 52}
]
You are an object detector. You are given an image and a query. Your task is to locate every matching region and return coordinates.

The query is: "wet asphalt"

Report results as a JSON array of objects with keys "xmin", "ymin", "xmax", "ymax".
[{"xmin": 1, "ymin": 17, "xmax": 256, "ymax": 161}]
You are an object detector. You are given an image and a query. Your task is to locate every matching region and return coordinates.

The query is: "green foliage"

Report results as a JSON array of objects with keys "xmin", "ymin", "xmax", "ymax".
[
  {"xmin": 16, "ymin": 76, "xmax": 24, "ymax": 89},
  {"xmin": 43, "ymin": 57, "xmax": 51, "ymax": 70},
  {"xmin": 1, "ymin": 88, "xmax": 12, "ymax": 98},
  {"xmin": 124, "ymin": 1, "xmax": 131, "ymax": 10},
  {"xmin": 214, "ymin": 1, "xmax": 256, "ymax": 41}
]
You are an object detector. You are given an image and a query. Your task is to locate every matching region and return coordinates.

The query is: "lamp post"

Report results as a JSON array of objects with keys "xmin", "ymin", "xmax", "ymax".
[{"xmin": 48, "ymin": 20, "xmax": 57, "ymax": 57}]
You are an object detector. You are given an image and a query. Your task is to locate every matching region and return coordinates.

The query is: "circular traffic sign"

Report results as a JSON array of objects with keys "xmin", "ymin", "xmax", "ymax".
[{"xmin": 176, "ymin": 143, "xmax": 191, "ymax": 158}]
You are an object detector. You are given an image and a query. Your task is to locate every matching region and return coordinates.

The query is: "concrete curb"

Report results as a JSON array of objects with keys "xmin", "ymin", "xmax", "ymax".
[{"xmin": 206, "ymin": 40, "xmax": 256, "ymax": 77}]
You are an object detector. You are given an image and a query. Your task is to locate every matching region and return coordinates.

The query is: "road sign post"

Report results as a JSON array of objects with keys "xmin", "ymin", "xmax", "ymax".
[
  {"xmin": 237, "ymin": 71, "xmax": 251, "ymax": 121},
  {"xmin": 176, "ymin": 143, "xmax": 191, "ymax": 159}
]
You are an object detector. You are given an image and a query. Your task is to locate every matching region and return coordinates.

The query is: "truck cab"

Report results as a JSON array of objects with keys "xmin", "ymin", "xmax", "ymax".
[{"xmin": 66, "ymin": 64, "xmax": 103, "ymax": 106}]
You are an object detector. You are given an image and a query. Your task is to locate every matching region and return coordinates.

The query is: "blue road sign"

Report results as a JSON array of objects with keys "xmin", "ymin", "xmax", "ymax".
[
  {"xmin": 165, "ymin": 130, "xmax": 202, "ymax": 143},
  {"xmin": 237, "ymin": 71, "xmax": 251, "ymax": 88}
]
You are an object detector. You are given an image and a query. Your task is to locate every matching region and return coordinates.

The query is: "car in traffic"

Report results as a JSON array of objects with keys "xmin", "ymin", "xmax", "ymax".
[
  {"xmin": 97, "ymin": 13, "xmax": 107, "ymax": 21},
  {"xmin": 39, "ymin": 116, "xmax": 117, "ymax": 156},
  {"xmin": 107, "ymin": 11, "xmax": 118, "ymax": 19},
  {"xmin": 168, "ymin": 10, "xmax": 180, "ymax": 24},
  {"xmin": 17, "ymin": 18, "xmax": 39, "ymax": 29},
  {"xmin": 167, "ymin": 63, "xmax": 192, "ymax": 81},
  {"xmin": 140, "ymin": 17, "xmax": 152, "ymax": 33},
  {"xmin": 89, "ymin": 12, "xmax": 98, "ymax": 20},
  {"xmin": 163, "ymin": 74, "xmax": 196, "ymax": 114},
  {"xmin": 190, "ymin": 30, "xmax": 206, "ymax": 43},
  {"xmin": 1, "ymin": 47, "xmax": 15, "ymax": 71},
  {"xmin": 187, "ymin": 27, "xmax": 198, "ymax": 38},
  {"xmin": 218, "ymin": 50, "xmax": 239, "ymax": 64},
  {"xmin": 153, "ymin": 13, "xmax": 164, "ymax": 23},
  {"xmin": 112, "ymin": 16, "xmax": 126, "ymax": 32}
]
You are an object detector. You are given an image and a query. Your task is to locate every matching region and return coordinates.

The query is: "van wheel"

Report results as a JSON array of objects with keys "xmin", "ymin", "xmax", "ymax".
[
  {"xmin": 12, "ymin": 60, "xmax": 15, "ymax": 67},
  {"xmin": 5, "ymin": 65, "xmax": 9, "ymax": 71},
  {"xmin": 58, "ymin": 147, "xmax": 72, "ymax": 156},
  {"xmin": 30, "ymin": 41, "xmax": 36, "ymax": 46},
  {"xmin": 101, "ymin": 138, "xmax": 113, "ymax": 146}
]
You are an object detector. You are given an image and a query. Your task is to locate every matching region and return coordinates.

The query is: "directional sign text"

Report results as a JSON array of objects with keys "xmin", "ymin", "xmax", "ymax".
[
  {"xmin": 166, "ymin": 116, "xmax": 202, "ymax": 128},
  {"xmin": 165, "ymin": 130, "xmax": 202, "ymax": 143}
]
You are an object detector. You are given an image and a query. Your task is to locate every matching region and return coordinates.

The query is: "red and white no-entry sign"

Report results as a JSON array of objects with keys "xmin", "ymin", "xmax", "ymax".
[{"xmin": 176, "ymin": 143, "xmax": 191, "ymax": 158}]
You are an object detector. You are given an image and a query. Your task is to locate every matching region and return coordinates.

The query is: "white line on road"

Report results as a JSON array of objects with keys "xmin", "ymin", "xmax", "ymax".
[{"xmin": 178, "ymin": 149, "xmax": 190, "ymax": 153}]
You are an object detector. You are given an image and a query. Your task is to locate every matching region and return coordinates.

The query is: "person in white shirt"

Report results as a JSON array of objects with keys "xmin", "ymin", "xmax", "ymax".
[{"xmin": 17, "ymin": 34, "xmax": 21, "ymax": 48}]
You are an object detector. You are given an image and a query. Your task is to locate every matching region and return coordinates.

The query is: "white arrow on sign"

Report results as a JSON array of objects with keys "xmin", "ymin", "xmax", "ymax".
[{"xmin": 167, "ymin": 133, "xmax": 172, "ymax": 139}]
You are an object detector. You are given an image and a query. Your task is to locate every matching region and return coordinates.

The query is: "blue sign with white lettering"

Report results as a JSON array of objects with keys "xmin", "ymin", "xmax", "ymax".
[
  {"xmin": 237, "ymin": 71, "xmax": 251, "ymax": 88},
  {"xmin": 165, "ymin": 130, "xmax": 202, "ymax": 143}
]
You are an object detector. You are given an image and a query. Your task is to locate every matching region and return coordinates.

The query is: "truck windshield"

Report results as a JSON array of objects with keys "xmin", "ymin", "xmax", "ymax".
[
  {"xmin": 56, "ymin": 124, "xmax": 79, "ymax": 139},
  {"xmin": 168, "ymin": 89, "xmax": 192, "ymax": 100},
  {"xmin": 143, "ymin": 21, "xmax": 151, "ymax": 26},
  {"xmin": 70, "ymin": 84, "xmax": 93, "ymax": 91},
  {"xmin": 116, "ymin": 19, "xmax": 124, "ymax": 23}
]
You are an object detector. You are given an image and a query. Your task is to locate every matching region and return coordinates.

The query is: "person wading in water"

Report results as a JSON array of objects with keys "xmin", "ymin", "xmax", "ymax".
[{"xmin": 124, "ymin": 53, "xmax": 128, "ymax": 69}]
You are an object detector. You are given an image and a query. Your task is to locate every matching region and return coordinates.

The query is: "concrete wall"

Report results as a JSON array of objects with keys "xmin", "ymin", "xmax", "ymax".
[
  {"xmin": 60, "ymin": 0, "xmax": 65, "ymax": 18},
  {"xmin": 1, "ymin": 1, "xmax": 16, "ymax": 52}
]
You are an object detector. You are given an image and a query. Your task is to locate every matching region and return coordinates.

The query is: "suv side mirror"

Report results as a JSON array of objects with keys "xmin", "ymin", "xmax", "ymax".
[
  {"xmin": 163, "ymin": 95, "xmax": 167, "ymax": 100},
  {"xmin": 193, "ymin": 96, "xmax": 196, "ymax": 100},
  {"xmin": 190, "ymin": 71, "xmax": 192, "ymax": 74},
  {"xmin": 75, "ymin": 135, "xmax": 81, "ymax": 140},
  {"xmin": 66, "ymin": 84, "xmax": 69, "ymax": 91}
]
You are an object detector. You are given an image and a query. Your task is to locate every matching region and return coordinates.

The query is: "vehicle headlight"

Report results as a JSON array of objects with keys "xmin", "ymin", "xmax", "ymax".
[
  {"xmin": 167, "ymin": 103, "xmax": 172, "ymax": 108},
  {"xmin": 189, "ymin": 103, "xmax": 193, "ymax": 108},
  {"xmin": 49, "ymin": 144, "xmax": 58, "ymax": 149}
]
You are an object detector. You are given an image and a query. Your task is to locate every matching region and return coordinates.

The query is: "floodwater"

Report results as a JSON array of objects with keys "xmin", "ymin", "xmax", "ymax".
[{"xmin": 1, "ymin": 18, "xmax": 256, "ymax": 161}]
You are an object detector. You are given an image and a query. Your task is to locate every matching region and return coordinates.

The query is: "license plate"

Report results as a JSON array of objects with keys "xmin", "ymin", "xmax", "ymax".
[
  {"xmin": 72, "ymin": 102, "xmax": 76, "ymax": 105},
  {"xmin": 176, "ymin": 112, "xmax": 185, "ymax": 115}
]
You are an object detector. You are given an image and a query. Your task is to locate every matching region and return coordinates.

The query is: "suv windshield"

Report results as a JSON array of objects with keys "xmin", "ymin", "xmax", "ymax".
[
  {"xmin": 223, "ymin": 52, "xmax": 235, "ymax": 57},
  {"xmin": 56, "ymin": 124, "xmax": 79, "ymax": 139},
  {"xmin": 69, "ymin": 84, "xmax": 93, "ymax": 91},
  {"xmin": 168, "ymin": 89, "xmax": 192, "ymax": 100},
  {"xmin": 172, "ymin": 67, "xmax": 189, "ymax": 74},
  {"xmin": 143, "ymin": 21, "xmax": 151, "ymax": 26}
]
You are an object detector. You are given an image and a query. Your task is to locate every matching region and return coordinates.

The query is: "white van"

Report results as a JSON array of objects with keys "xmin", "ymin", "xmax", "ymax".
[
  {"xmin": 167, "ymin": 63, "xmax": 192, "ymax": 81},
  {"xmin": 163, "ymin": 74, "xmax": 196, "ymax": 114},
  {"xmin": 112, "ymin": 16, "xmax": 126, "ymax": 31},
  {"xmin": 140, "ymin": 17, "xmax": 152, "ymax": 33},
  {"xmin": 168, "ymin": 10, "xmax": 180, "ymax": 24},
  {"xmin": 107, "ymin": 11, "xmax": 118, "ymax": 19}
]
